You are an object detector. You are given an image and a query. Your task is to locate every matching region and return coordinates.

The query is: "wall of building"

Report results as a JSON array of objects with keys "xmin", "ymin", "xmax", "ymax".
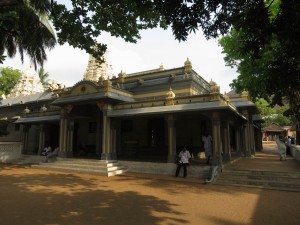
[{"xmin": 0, "ymin": 142, "xmax": 23, "ymax": 162}]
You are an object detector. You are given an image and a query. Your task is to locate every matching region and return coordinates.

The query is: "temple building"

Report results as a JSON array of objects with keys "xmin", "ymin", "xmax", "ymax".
[{"xmin": 0, "ymin": 57, "xmax": 262, "ymax": 177}]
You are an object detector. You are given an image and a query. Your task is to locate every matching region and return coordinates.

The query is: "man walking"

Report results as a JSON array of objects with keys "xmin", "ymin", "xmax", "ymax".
[{"xmin": 175, "ymin": 147, "xmax": 191, "ymax": 178}]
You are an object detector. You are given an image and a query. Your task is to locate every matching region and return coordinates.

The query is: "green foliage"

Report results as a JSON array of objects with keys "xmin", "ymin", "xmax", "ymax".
[
  {"xmin": 219, "ymin": 0, "xmax": 300, "ymax": 140},
  {"xmin": 255, "ymin": 98, "xmax": 292, "ymax": 127},
  {"xmin": 0, "ymin": 67, "xmax": 21, "ymax": 96},
  {"xmin": 0, "ymin": 0, "xmax": 56, "ymax": 68},
  {"xmin": 38, "ymin": 67, "xmax": 50, "ymax": 88},
  {"xmin": 2, "ymin": 0, "xmax": 288, "ymax": 65}
]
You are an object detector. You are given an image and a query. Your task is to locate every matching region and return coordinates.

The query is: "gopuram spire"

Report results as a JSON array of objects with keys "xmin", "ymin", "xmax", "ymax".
[
  {"xmin": 9, "ymin": 66, "xmax": 44, "ymax": 98},
  {"xmin": 83, "ymin": 51, "xmax": 113, "ymax": 82}
]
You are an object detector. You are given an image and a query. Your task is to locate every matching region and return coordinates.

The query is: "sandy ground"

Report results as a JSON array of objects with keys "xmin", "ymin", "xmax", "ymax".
[{"xmin": 0, "ymin": 142, "xmax": 300, "ymax": 225}]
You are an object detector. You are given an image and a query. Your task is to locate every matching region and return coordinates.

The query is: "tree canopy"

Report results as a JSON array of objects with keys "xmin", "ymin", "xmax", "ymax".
[
  {"xmin": 0, "ymin": 0, "xmax": 56, "ymax": 68},
  {"xmin": 219, "ymin": 0, "xmax": 300, "ymax": 142},
  {"xmin": 255, "ymin": 98, "xmax": 292, "ymax": 127},
  {"xmin": 0, "ymin": 66, "xmax": 21, "ymax": 96},
  {"xmin": 38, "ymin": 67, "xmax": 50, "ymax": 88},
  {"xmin": 2, "ymin": 0, "xmax": 289, "ymax": 66}
]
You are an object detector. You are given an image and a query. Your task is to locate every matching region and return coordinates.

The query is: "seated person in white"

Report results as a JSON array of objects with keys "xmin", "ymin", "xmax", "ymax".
[
  {"xmin": 41, "ymin": 145, "xmax": 52, "ymax": 156},
  {"xmin": 45, "ymin": 147, "xmax": 59, "ymax": 162}
]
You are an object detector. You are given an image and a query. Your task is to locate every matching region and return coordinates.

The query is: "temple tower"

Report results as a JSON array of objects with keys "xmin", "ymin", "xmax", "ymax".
[
  {"xmin": 83, "ymin": 52, "xmax": 113, "ymax": 82},
  {"xmin": 9, "ymin": 66, "xmax": 44, "ymax": 98}
]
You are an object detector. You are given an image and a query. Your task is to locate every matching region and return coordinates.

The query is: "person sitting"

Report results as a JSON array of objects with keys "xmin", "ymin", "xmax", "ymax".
[
  {"xmin": 40, "ymin": 145, "xmax": 52, "ymax": 156},
  {"xmin": 45, "ymin": 146, "xmax": 59, "ymax": 162}
]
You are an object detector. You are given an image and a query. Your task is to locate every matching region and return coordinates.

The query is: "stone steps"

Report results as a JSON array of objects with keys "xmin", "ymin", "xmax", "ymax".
[
  {"xmin": 215, "ymin": 169, "xmax": 300, "ymax": 192},
  {"xmin": 31, "ymin": 159, "xmax": 128, "ymax": 177}
]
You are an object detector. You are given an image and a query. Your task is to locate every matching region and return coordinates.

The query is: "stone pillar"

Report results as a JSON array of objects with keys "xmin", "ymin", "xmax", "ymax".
[
  {"xmin": 211, "ymin": 112, "xmax": 222, "ymax": 166},
  {"xmin": 222, "ymin": 120, "xmax": 231, "ymax": 161},
  {"xmin": 101, "ymin": 104, "xmax": 113, "ymax": 160},
  {"xmin": 110, "ymin": 119, "xmax": 117, "ymax": 160},
  {"xmin": 38, "ymin": 124, "xmax": 45, "ymax": 155},
  {"xmin": 167, "ymin": 114, "xmax": 177, "ymax": 163},
  {"xmin": 235, "ymin": 126, "xmax": 242, "ymax": 154},
  {"xmin": 242, "ymin": 109, "xmax": 251, "ymax": 157},
  {"xmin": 22, "ymin": 125, "xmax": 30, "ymax": 154},
  {"xmin": 96, "ymin": 111, "xmax": 102, "ymax": 156},
  {"xmin": 249, "ymin": 119, "xmax": 256, "ymax": 155},
  {"xmin": 66, "ymin": 120, "xmax": 74, "ymax": 157},
  {"xmin": 58, "ymin": 109, "xmax": 68, "ymax": 157}
]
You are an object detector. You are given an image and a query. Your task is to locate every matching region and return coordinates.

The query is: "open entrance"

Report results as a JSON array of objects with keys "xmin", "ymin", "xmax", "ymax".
[
  {"xmin": 117, "ymin": 117, "xmax": 167, "ymax": 162},
  {"xmin": 70, "ymin": 104, "xmax": 102, "ymax": 159}
]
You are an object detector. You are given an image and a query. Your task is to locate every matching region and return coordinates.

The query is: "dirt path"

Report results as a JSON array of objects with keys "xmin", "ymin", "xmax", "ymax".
[{"xmin": 1, "ymin": 160, "xmax": 299, "ymax": 225}]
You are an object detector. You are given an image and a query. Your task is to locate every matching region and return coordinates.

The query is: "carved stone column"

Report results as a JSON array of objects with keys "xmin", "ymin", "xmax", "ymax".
[
  {"xmin": 211, "ymin": 112, "xmax": 222, "ymax": 166},
  {"xmin": 167, "ymin": 114, "xmax": 177, "ymax": 163}
]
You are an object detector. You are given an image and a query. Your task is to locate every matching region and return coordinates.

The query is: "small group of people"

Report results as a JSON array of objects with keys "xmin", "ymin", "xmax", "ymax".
[
  {"xmin": 175, "ymin": 133, "xmax": 213, "ymax": 178},
  {"xmin": 40, "ymin": 144, "xmax": 59, "ymax": 162}
]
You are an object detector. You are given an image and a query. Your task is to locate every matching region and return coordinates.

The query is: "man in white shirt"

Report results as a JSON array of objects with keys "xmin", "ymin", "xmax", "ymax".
[{"xmin": 175, "ymin": 147, "xmax": 191, "ymax": 178}]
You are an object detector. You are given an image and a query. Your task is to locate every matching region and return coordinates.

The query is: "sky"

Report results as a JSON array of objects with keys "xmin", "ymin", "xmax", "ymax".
[{"xmin": 2, "ymin": 27, "xmax": 238, "ymax": 93}]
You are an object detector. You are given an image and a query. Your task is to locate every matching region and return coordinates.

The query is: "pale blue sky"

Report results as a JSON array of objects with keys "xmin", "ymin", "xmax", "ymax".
[{"xmin": 2, "ymin": 2, "xmax": 237, "ymax": 93}]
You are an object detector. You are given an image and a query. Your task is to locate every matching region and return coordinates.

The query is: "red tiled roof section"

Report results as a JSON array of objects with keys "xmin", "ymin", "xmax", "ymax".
[{"xmin": 263, "ymin": 123, "xmax": 285, "ymax": 132}]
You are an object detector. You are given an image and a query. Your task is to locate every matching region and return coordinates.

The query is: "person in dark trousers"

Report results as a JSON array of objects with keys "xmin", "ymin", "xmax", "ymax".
[
  {"xmin": 285, "ymin": 136, "xmax": 292, "ymax": 155},
  {"xmin": 175, "ymin": 147, "xmax": 191, "ymax": 178}
]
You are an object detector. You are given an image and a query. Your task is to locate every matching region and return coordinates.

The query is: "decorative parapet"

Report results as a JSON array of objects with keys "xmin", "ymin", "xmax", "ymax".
[
  {"xmin": 166, "ymin": 88, "xmax": 176, "ymax": 105},
  {"xmin": 159, "ymin": 64, "xmax": 165, "ymax": 71},
  {"xmin": 40, "ymin": 105, "xmax": 47, "ymax": 112},
  {"xmin": 184, "ymin": 58, "xmax": 192, "ymax": 73},
  {"xmin": 118, "ymin": 71, "xmax": 126, "ymax": 84},
  {"xmin": 23, "ymin": 107, "xmax": 30, "ymax": 114},
  {"xmin": 241, "ymin": 89, "xmax": 250, "ymax": 100},
  {"xmin": 223, "ymin": 92, "xmax": 230, "ymax": 103},
  {"xmin": 103, "ymin": 79, "xmax": 112, "ymax": 92},
  {"xmin": 209, "ymin": 79, "xmax": 221, "ymax": 101}
]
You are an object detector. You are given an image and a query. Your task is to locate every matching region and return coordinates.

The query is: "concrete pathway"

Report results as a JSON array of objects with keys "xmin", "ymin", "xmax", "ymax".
[
  {"xmin": 224, "ymin": 141, "xmax": 300, "ymax": 172},
  {"xmin": 0, "ymin": 142, "xmax": 299, "ymax": 225}
]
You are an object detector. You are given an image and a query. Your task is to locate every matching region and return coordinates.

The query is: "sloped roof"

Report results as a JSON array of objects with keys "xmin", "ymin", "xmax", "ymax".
[{"xmin": 262, "ymin": 123, "xmax": 285, "ymax": 132}]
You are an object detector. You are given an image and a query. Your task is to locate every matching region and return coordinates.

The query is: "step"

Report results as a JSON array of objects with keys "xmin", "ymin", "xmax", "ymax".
[
  {"xmin": 33, "ymin": 164, "xmax": 128, "ymax": 177},
  {"xmin": 32, "ymin": 159, "xmax": 128, "ymax": 177},
  {"xmin": 215, "ymin": 169, "xmax": 300, "ymax": 192},
  {"xmin": 216, "ymin": 177, "xmax": 300, "ymax": 192},
  {"xmin": 219, "ymin": 173, "xmax": 300, "ymax": 183},
  {"xmin": 221, "ymin": 169, "xmax": 300, "ymax": 178}
]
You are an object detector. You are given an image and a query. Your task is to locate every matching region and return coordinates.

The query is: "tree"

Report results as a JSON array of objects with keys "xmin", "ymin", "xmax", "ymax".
[
  {"xmin": 1, "ymin": 1, "xmax": 285, "ymax": 65},
  {"xmin": 0, "ymin": 67, "xmax": 21, "ymax": 96},
  {"xmin": 0, "ymin": 0, "xmax": 56, "ymax": 68},
  {"xmin": 255, "ymin": 98, "xmax": 292, "ymax": 127},
  {"xmin": 219, "ymin": 0, "xmax": 300, "ymax": 143},
  {"xmin": 38, "ymin": 67, "xmax": 50, "ymax": 88}
]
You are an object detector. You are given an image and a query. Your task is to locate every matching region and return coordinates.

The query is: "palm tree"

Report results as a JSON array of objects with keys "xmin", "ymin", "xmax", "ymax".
[
  {"xmin": 0, "ymin": 0, "xmax": 56, "ymax": 68},
  {"xmin": 38, "ymin": 67, "xmax": 50, "ymax": 89}
]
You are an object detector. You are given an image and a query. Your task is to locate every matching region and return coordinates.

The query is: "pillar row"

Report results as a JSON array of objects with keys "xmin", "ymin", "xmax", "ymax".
[{"xmin": 167, "ymin": 114, "xmax": 177, "ymax": 163}]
